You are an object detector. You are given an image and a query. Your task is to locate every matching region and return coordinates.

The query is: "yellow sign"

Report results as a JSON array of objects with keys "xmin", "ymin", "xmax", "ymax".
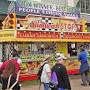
[
  {"xmin": 0, "ymin": 30, "xmax": 16, "ymax": 42},
  {"xmin": 0, "ymin": 30, "xmax": 15, "ymax": 38}
]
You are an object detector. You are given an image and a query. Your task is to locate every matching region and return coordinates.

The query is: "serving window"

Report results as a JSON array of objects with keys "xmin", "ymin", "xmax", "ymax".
[{"xmin": 68, "ymin": 42, "xmax": 90, "ymax": 57}]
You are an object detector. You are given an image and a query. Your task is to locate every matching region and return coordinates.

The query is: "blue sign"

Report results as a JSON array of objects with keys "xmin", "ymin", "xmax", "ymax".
[{"xmin": 15, "ymin": 1, "xmax": 80, "ymax": 19}]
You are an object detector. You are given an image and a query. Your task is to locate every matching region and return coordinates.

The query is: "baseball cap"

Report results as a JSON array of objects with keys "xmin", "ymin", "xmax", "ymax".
[{"xmin": 56, "ymin": 53, "xmax": 67, "ymax": 61}]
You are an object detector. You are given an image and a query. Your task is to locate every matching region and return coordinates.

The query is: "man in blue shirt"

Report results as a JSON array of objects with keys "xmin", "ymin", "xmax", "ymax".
[{"xmin": 78, "ymin": 48, "xmax": 90, "ymax": 86}]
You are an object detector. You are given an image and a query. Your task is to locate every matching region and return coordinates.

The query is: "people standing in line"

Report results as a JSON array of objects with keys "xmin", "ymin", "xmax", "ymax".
[
  {"xmin": 78, "ymin": 48, "xmax": 90, "ymax": 86},
  {"xmin": 40, "ymin": 55, "xmax": 51, "ymax": 90},
  {"xmin": 51, "ymin": 53, "xmax": 71, "ymax": 90}
]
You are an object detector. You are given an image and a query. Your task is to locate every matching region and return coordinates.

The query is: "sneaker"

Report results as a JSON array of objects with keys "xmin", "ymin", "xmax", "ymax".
[{"xmin": 81, "ymin": 83, "xmax": 87, "ymax": 86}]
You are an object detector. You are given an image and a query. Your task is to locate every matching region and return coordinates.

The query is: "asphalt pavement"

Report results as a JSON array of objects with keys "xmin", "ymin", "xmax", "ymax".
[{"xmin": 21, "ymin": 77, "xmax": 90, "ymax": 90}]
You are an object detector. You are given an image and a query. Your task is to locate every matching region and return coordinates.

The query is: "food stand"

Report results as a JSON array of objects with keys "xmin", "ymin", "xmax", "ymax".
[{"xmin": 0, "ymin": 1, "xmax": 89, "ymax": 81}]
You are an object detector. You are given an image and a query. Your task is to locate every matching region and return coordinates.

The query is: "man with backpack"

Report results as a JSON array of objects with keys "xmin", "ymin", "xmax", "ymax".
[
  {"xmin": 38, "ymin": 55, "xmax": 51, "ymax": 90},
  {"xmin": 50, "ymin": 53, "xmax": 71, "ymax": 90}
]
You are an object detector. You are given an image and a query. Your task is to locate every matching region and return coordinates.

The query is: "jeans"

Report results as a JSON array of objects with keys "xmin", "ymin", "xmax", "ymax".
[
  {"xmin": 58, "ymin": 88, "xmax": 65, "ymax": 90},
  {"xmin": 81, "ymin": 70, "xmax": 90, "ymax": 85},
  {"xmin": 44, "ymin": 83, "xmax": 50, "ymax": 90},
  {"xmin": 43, "ymin": 83, "xmax": 65, "ymax": 90}
]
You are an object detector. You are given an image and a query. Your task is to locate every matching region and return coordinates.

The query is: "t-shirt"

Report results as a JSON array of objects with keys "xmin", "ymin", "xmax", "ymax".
[{"xmin": 41, "ymin": 64, "xmax": 51, "ymax": 83}]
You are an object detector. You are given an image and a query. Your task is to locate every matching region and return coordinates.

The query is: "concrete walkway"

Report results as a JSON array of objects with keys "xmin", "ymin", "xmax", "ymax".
[{"xmin": 21, "ymin": 78, "xmax": 90, "ymax": 90}]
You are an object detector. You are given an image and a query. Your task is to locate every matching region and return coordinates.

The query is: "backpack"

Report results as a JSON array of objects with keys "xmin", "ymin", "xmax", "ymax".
[
  {"xmin": 37, "ymin": 63, "xmax": 46, "ymax": 80},
  {"xmin": 49, "ymin": 71, "xmax": 58, "ymax": 90},
  {"xmin": 49, "ymin": 64, "xmax": 59, "ymax": 90},
  {"xmin": 37, "ymin": 63, "xmax": 46, "ymax": 89},
  {"xmin": 2, "ymin": 60, "xmax": 16, "ymax": 79}
]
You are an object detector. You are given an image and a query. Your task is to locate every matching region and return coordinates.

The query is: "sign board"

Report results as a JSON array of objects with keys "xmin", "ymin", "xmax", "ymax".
[
  {"xmin": 63, "ymin": 32, "xmax": 90, "ymax": 39},
  {"xmin": 17, "ymin": 30, "xmax": 61, "ymax": 39},
  {"xmin": 16, "ymin": 1, "xmax": 80, "ymax": 19},
  {"xmin": 17, "ymin": 15, "xmax": 82, "ymax": 32}
]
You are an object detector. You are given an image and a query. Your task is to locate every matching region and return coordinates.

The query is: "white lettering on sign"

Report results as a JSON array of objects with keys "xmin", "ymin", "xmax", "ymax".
[{"xmin": 16, "ymin": 1, "xmax": 80, "ymax": 19}]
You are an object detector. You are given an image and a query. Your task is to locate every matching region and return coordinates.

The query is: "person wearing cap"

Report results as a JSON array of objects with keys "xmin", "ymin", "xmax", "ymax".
[
  {"xmin": 78, "ymin": 48, "xmax": 90, "ymax": 86},
  {"xmin": 51, "ymin": 53, "xmax": 71, "ymax": 90},
  {"xmin": 40, "ymin": 55, "xmax": 51, "ymax": 90}
]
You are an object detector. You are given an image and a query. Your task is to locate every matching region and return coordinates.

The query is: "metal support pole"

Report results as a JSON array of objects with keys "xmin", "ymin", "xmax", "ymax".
[
  {"xmin": 2, "ymin": 42, "xmax": 6, "ymax": 62},
  {"xmin": 52, "ymin": 42, "xmax": 57, "ymax": 60}
]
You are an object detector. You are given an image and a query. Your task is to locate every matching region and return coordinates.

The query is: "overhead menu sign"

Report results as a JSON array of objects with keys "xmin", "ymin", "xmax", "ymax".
[{"xmin": 16, "ymin": 1, "xmax": 80, "ymax": 19}]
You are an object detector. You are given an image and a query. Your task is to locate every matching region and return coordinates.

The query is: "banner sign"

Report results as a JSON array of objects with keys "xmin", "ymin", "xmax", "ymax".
[
  {"xmin": 63, "ymin": 32, "xmax": 90, "ymax": 39},
  {"xmin": 18, "ymin": 15, "xmax": 82, "ymax": 32},
  {"xmin": 16, "ymin": 1, "xmax": 80, "ymax": 19},
  {"xmin": 17, "ymin": 30, "xmax": 61, "ymax": 39}
]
